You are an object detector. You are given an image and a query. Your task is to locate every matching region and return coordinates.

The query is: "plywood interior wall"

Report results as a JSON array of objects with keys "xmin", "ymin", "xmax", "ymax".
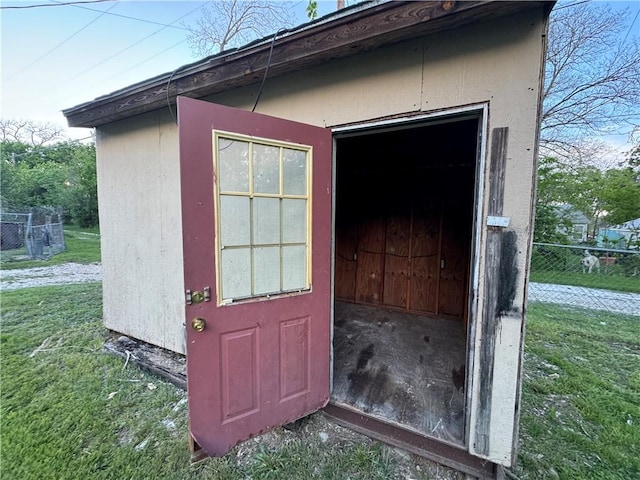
[{"xmin": 334, "ymin": 119, "xmax": 478, "ymax": 323}]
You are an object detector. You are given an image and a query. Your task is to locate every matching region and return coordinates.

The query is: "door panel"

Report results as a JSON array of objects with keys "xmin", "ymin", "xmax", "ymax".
[{"xmin": 178, "ymin": 97, "xmax": 332, "ymax": 457}]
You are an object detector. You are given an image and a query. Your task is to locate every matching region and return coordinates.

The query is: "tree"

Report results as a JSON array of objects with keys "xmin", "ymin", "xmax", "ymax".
[
  {"xmin": 66, "ymin": 143, "xmax": 99, "ymax": 228},
  {"xmin": 534, "ymin": 154, "xmax": 640, "ymax": 244},
  {"xmin": 0, "ymin": 119, "xmax": 66, "ymax": 147},
  {"xmin": 306, "ymin": 0, "xmax": 318, "ymax": 20},
  {"xmin": 534, "ymin": 157, "xmax": 572, "ymax": 243},
  {"xmin": 185, "ymin": 1, "xmax": 294, "ymax": 57},
  {"xmin": 626, "ymin": 142, "xmax": 640, "ymax": 174},
  {"xmin": 542, "ymin": 3, "xmax": 640, "ymax": 161},
  {"xmin": 0, "ymin": 139, "xmax": 99, "ymax": 227},
  {"xmin": 599, "ymin": 168, "xmax": 640, "ymax": 226}
]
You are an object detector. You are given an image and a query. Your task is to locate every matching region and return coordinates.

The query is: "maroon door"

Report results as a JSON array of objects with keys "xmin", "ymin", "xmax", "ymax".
[{"xmin": 178, "ymin": 96, "xmax": 332, "ymax": 457}]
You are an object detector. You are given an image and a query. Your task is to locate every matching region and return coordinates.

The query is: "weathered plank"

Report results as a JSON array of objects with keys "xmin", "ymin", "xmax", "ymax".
[{"xmin": 474, "ymin": 126, "xmax": 509, "ymax": 456}]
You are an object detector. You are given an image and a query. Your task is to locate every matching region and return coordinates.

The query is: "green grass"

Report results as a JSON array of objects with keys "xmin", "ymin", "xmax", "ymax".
[
  {"xmin": 530, "ymin": 270, "xmax": 640, "ymax": 294},
  {"xmin": 0, "ymin": 227, "xmax": 101, "ymax": 269},
  {"xmin": 0, "ymin": 284, "xmax": 405, "ymax": 480},
  {"xmin": 515, "ymin": 302, "xmax": 640, "ymax": 479},
  {"xmin": 3, "ymin": 282, "xmax": 637, "ymax": 479}
]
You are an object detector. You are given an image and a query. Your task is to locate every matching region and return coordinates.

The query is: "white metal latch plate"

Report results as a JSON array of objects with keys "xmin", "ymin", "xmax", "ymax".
[{"xmin": 486, "ymin": 215, "xmax": 510, "ymax": 227}]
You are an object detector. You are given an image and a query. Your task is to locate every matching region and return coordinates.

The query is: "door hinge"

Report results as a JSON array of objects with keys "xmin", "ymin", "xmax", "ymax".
[{"xmin": 186, "ymin": 287, "xmax": 211, "ymax": 305}]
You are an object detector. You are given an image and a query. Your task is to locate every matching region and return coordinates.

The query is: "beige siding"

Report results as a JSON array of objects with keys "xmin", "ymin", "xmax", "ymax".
[{"xmin": 96, "ymin": 112, "xmax": 185, "ymax": 354}]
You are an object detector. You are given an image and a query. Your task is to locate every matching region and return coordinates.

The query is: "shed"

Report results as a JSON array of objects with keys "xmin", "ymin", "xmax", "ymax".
[{"xmin": 63, "ymin": 1, "xmax": 553, "ymax": 477}]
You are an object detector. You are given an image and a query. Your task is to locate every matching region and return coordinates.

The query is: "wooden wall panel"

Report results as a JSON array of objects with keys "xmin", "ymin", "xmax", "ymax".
[
  {"xmin": 336, "ymin": 208, "xmax": 469, "ymax": 320},
  {"xmin": 384, "ymin": 216, "xmax": 410, "ymax": 307},
  {"xmin": 409, "ymin": 212, "xmax": 441, "ymax": 313},
  {"xmin": 355, "ymin": 220, "xmax": 385, "ymax": 305},
  {"xmin": 439, "ymin": 214, "xmax": 469, "ymax": 318},
  {"xmin": 409, "ymin": 256, "xmax": 438, "ymax": 313},
  {"xmin": 356, "ymin": 251, "xmax": 383, "ymax": 304},
  {"xmin": 335, "ymin": 226, "xmax": 358, "ymax": 301}
]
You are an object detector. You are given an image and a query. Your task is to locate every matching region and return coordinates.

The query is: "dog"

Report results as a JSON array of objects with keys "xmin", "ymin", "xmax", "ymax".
[{"xmin": 581, "ymin": 250, "xmax": 600, "ymax": 274}]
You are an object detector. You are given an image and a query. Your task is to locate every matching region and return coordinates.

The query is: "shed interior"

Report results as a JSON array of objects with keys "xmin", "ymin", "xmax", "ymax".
[{"xmin": 331, "ymin": 117, "xmax": 479, "ymax": 445}]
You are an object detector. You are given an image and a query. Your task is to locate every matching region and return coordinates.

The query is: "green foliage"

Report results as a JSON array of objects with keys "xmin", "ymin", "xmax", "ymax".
[
  {"xmin": 66, "ymin": 144, "xmax": 99, "ymax": 227},
  {"xmin": 627, "ymin": 143, "xmax": 640, "ymax": 174},
  {"xmin": 306, "ymin": 0, "xmax": 318, "ymax": 19},
  {"xmin": 1, "ymin": 140, "xmax": 98, "ymax": 227},
  {"xmin": 599, "ymin": 168, "xmax": 640, "ymax": 226},
  {"xmin": 534, "ymin": 157, "xmax": 574, "ymax": 243},
  {"xmin": 535, "ymin": 157, "xmax": 640, "ymax": 242}
]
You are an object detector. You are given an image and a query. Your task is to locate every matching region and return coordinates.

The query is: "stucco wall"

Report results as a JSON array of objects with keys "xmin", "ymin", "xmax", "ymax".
[{"xmin": 95, "ymin": 5, "xmax": 546, "ymax": 466}]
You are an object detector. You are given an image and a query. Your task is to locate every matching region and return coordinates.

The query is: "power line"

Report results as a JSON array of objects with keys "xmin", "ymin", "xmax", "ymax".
[
  {"xmin": 53, "ymin": 0, "xmax": 190, "ymax": 31},
  {"xmin": 2, "ymin": 0, "xmax": 191, "ymax": 31},
  {"xmin": 6, "ymin": 2, "xmax": 119, "ymax": 81},
  {"xmin": 107, "ymin": 39, "xmax": 188, "ymax": 81},
  {"xmin": 1, "ymin": 0, "xmax": 113, "ymax": 9},
  {"xmin": 65, "ymin": 3, "xmax": 204, "ymax": 82}
]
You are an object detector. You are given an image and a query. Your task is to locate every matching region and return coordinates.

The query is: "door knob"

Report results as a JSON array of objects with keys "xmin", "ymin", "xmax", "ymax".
[{"xmin": 191, "ymin": 317, "xmax": 206, "ymax": 332}]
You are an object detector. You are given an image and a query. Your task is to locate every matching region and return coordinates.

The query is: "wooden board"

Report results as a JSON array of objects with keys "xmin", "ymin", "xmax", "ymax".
[
  {"xmin": 355, "ymin": 220, "xmax": 385, "ymax": 305},
  {"xmin": 384, "ymin": 216, "xmax": 411, "ymax": 308},
  {"xmin": 335, "ymin": 208, "xmax": 469, "ymax": 320},
  {"xmin": 335, "ymin": 225, "xmax": 358, "ymax": 301},
  {"xmin": 439, "ymin": 213, "xmax": 469, "ymax": 318},
  {"xmin": 409, "ymin": 210, "xmax": 441, "ymax": 313}
]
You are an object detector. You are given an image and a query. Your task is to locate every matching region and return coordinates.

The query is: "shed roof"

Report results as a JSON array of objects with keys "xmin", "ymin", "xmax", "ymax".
[{"xmin": 63, "ymin": 0, "xmax": 553, "ymax": 128}]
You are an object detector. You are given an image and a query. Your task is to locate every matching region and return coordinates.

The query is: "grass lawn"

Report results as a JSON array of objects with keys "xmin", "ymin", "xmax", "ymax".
[
  {"xmin": 2, "ymin": 283, "xmax": 638, "ymax": 479},
  {"xmin": 0, "ymin": 227, "xmax": 101, "ymax": 269},
  {"xmin": 515, "ymin": 303, "xmax": 640, "ymax": 479},
  {"xmin": 0, "ymin": 284, "xmax": 427, "ymax": 480}
]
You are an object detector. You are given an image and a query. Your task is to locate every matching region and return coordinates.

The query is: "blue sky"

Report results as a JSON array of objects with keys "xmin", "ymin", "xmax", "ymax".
[
  {"xmin": 1, "ymin": 0, "xmax": 638, "ymax": 151},
  {"xmin": 0, "ymin": 0, "xmax": 333, "ymax": 139}
]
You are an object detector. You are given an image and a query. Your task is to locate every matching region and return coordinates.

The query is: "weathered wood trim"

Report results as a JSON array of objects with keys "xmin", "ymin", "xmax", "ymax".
[
  {"xmin": 324, "ymin": 402, "xmax": 499, "ymax": 480},
  {"xmin": 474, "ymin": 126, "xmax": 509, "ymax": 456},
  {"xmin": 63, "ymin": 1, "xmax": 550, "ymax": 128}
]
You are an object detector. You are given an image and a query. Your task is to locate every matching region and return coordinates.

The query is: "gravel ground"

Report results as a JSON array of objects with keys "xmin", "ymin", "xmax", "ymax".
[
  {"xmin": 529, "ymin": 281, "xmax": 640, "ymax": 316},
  {"xmin": 0, "ymin": 262, "xmax": 102, "ymax": 291}
]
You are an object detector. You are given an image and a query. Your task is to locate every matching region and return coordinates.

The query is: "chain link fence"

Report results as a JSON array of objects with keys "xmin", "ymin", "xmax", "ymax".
[
  {"xmin": 0, "ymin": 208, "xmax": 66, "ymax": 262},
  {"xmin": 528, "ymin": 242, "xmax": 640, "ymax": 316}
]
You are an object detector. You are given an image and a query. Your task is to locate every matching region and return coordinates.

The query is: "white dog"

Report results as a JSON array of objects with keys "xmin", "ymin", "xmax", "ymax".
[{"xmin": 581, "ymin": 250, "xmax": 600, "ymax": 274}]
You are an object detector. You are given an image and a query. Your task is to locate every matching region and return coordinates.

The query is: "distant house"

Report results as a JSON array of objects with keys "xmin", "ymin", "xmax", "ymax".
[
  {"xmin": 555, "ymin": 204, "xmax": 589, "ymax": 243},
  {"xmin": 599, "ymin": 217, "xmax": 640, "ymax": 249}
]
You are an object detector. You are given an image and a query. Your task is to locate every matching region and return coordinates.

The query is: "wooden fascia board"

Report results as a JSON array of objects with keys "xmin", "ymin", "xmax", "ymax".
[{"xmin": 63, "ymin": 1, "xmax": 541, "ymax": 128}]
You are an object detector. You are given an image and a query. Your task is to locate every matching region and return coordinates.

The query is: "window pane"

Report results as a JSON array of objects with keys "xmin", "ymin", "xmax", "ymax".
[
  {"xmin": 282, "ymin": 245, "xmax": 307, "ymax": 290},
  {"xmin": 221, "ymin": 248, "xmax": 251, "ymax": 299},
  {"xmin": 218, "ymin": 138, "xmax": 249, "ymax": 192},
  {"xmin": 282, "ymin": 199, "xmax": 306, "ymax": 244},
  {"xmin": 220, "ymin": 195, "xmax": 250, "ymax": 247},
  {"xmin": 253, "ymin": 197, "xmax": 280, "ymax": 245},
  {"xmin": 253, "ymin": 246, "xmax": 280, "ymax": 295},
  {"xmin": 283, "ymin": 148, "xmax": 307, "ymax": 195},
  {"xmin": 253, "ymin": 144, "xmax": 280, "ymax": 194}
]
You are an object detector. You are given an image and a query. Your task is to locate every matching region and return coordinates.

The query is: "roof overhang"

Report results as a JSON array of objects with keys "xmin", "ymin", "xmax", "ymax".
[{"xmin": 63, "ymin": 0, "xmax": 554, "ymax": 128}]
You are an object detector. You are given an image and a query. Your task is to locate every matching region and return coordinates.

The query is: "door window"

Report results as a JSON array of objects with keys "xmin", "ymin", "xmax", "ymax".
[{"xmin": 214, "ymin": 132, "xmax": 311, "ymax": 303}]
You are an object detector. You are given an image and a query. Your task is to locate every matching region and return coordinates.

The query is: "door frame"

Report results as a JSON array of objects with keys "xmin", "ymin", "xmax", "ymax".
[{"xmin": 329, "ymin": 103, "xmax": 489, "ymax": 452}]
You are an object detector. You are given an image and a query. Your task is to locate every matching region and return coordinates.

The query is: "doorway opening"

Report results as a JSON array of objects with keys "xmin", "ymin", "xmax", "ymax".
[{"xmin": 331, "ymin": 113, "xmax": 481, "ymax": 446}]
